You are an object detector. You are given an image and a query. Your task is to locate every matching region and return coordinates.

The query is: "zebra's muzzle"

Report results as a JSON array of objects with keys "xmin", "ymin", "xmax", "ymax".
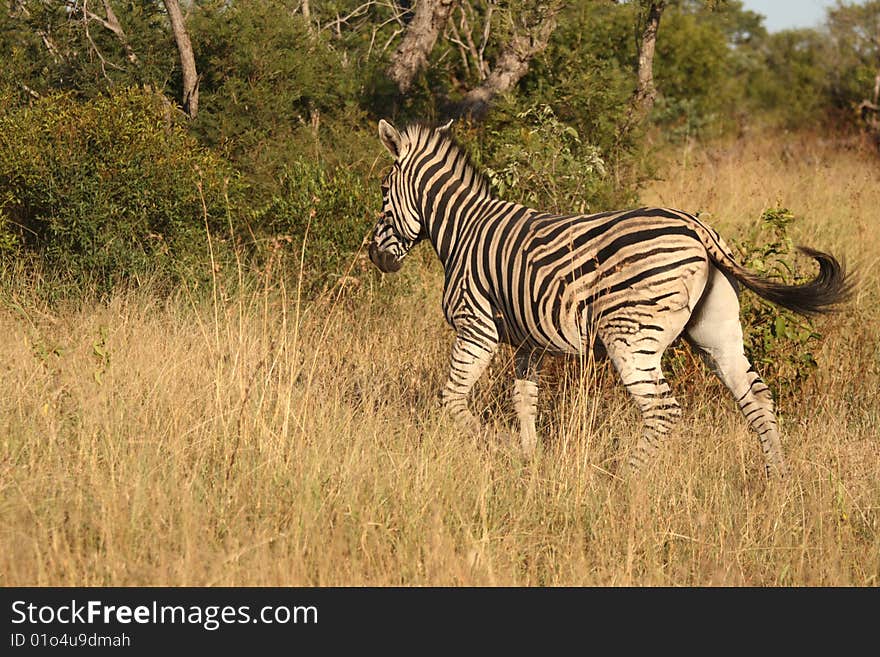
[{"xmin": 369, "ymin": 242, "xmax": 403, "ymax": 273}]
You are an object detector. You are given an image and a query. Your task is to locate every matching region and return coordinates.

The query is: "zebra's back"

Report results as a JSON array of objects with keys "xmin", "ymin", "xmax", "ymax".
[{"xmin": 480, "ymin": 206, "xmax": 713, "ymax": 354}]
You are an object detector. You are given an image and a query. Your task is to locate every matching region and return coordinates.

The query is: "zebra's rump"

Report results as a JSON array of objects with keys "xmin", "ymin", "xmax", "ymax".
[{"xmin": 486, "ymin": 207, "xmax": 712, "ymax": 353}]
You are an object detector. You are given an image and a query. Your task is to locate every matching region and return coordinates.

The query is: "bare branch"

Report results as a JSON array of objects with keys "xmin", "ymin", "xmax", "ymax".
[
  {"xmin": 38, "ymin": 30, "xmax": 62, "ymax": 63},
  {"xmin": 82, "ymin": 0, "xmax": 119, "ymax": 82},
  {"xmin": 873, "ymin": 69, "xmax": 880, "ymax": 106},
  {"xmin": 613, "ymin": 1, "xmax": 667, "ymax": 155},
  {"xmin": 446, "ymin": 14, "xmax": 473, "ymax": 77},
  {"xmin": 446, "ymin": 1, "xmax": 494, "ymax": 82},
  {"xmin": 322, "ymin": 1, "xmax": 379, "ymax": 35},
  {"xmin": 101, "ymin": 0, "xmax": 139, "ymax": 65},
  {"xmin": 20, "ymin": 82, "xmax": 41, "ymax": 99},
  {"xmin": 379, "ymin": 26, "xmax": 405, "ymax": 57},
  {"xmin": 62, "ymin": 0, "xmax": 140, "ymax": 65},
  {"xmin": 458, "ymin": 1, "xmax": 560, "ymax": 119},
  {"xmin": 368, "ymin": 9, "xmax": 408, "ymax": 59},
  {"xmin": 478, "ymin": 1, "xmax": 493, "ymax": 71}
]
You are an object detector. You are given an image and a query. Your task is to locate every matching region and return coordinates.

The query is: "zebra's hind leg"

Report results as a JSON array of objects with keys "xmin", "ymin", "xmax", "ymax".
[
  {"xmin": 513, "ymin": 348, "xmax": 542, "ymax": 457},
  {"xmin": 685, "ymin": 268, "xmax": 788, "ymax": 476},
  {"xmin": 605, "ymin": 345, "xmax": 683, "ymax": 473},
  {"xmin": 599, "ymin": 304, "xmax": 694, "ymax": 473}
]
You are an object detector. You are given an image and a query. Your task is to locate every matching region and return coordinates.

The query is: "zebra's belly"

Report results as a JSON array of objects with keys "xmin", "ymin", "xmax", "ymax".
[{"xmin": 493, "ymin": 301, "xmax": 599, "ymax": 356}]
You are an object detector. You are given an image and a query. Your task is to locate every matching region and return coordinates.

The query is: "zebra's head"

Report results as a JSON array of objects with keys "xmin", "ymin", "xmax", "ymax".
[{"xmin": 368, "ymin": 119, "xmax": 452, "ymax": 273}]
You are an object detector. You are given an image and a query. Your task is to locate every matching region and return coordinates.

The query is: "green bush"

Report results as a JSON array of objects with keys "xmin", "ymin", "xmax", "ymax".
[
  {"xmin": 517, "ymin": 0, "xmax": 641, "ymax": 195},
  {"xmin": 473, "ymin": 103, "xmax": 611, "ymax": 213},
  {"xmin": 0, "ymin": 1, "xmax": 173, "ymax": 102},
  {"xmin": 249, "ymin": 159, "xmax": 377, "ymax": 292},
  {"xmin": 0, "ymin": 88, "xmax": 240, "ymax": 293},
  {"xmin": 190, "ymin": 0, "xmax": 361, "ymax": 187},
  {"xmin": 736, "ymin": 207, "xmax": 825, "ymax": 400},
  {"xmin": 654, "ymin": 9, "xmax": 732, "ymax": 132},
  {"xmin": 744, "ymin": 29, "xmax": 830, "ymax": 129},
  {"xmin": 825, "ymin": 1, "xmax": 880, "ymax": 115}
]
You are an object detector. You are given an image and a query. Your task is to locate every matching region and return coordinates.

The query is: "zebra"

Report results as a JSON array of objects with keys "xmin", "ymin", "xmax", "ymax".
[{"xmin": 367, "ymin": 119, "xmax": 851, "ymax": 476}]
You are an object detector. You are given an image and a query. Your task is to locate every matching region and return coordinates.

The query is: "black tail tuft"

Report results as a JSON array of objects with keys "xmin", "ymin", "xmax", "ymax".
[{"xmin": 735, "ymin": 246, "xmax": 854, "ymax": 316}]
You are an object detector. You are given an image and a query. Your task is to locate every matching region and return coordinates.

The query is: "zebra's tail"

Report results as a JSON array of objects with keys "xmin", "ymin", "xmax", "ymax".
[
  {"xmin": 688, "ymin": 216, "xmax": 854, "ymax": 316},
  {"xmin": 722, "ymin": 246, "xmax": 853, "ymax": 316}
]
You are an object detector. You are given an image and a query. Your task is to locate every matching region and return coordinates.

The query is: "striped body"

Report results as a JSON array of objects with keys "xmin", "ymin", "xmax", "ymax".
[
  {"xmin": 444, "ymin": 205, "xmax": 719, "ymax": 355},
  {"xmin": 369, "ymin": 121, "xmax": 851, "ymax": 475}
]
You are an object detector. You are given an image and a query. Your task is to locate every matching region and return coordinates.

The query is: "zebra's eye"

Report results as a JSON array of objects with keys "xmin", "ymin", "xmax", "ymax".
[{"xmin": 380, "ymin": 165, "xmax": 395, "ymax": 191}]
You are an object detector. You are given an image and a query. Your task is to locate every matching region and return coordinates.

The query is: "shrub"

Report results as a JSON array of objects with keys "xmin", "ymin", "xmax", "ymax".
[
  {"xmin": 466, "ymin": 103, "xmax": 615, "ymax": 213},
  {"xmin": 651, "ymin": 5, "xmax": 756, "ymax": 137},
  {"xmin": 736, "ymin": 207, "xmax": 825, "ymax": 400},
  {"xmin": 0, "ymin": 88, "xmax": 240, "ymax": 293},
  {"xmin": 190, "ymin": 0, "xmax": 360, "ymax": 187},
  {"xmin": 249, "ymin": 159, "xmax": 377, "ymax": 293},
  {"xmin": 664, "ymin": 207, "xmax": 826, "ymax": 402}
]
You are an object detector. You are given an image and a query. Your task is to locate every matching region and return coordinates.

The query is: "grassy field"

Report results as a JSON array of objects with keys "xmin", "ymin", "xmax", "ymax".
[{"xmin": 1, "ymin": 134, "xmax": 878, "ymax": 586}]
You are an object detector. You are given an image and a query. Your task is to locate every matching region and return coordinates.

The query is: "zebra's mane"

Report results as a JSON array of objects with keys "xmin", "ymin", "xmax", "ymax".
[{"xmin": 401, "ymin": 122, "xmax": 493, "ymax": 199}]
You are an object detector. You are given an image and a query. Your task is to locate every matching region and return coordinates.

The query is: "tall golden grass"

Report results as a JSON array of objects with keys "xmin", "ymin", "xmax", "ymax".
[{"xmin": 1, "ymin": 134, "xmax": 877, "ymax": 585}]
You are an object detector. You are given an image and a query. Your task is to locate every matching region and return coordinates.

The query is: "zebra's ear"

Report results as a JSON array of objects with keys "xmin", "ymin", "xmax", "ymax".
[
  {"xmin": 378, "ymin": 120, "xmax": 403, "ymax": 159},
  {"xmin": 438, "ymin": 118, "xmax": 454, "ymax": 133}
]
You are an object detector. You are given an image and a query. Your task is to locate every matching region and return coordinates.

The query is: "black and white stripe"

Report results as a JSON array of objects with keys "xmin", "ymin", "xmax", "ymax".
[{"xmin": 369, "ymin": 120, "xmax": 851, "ymax": 475}]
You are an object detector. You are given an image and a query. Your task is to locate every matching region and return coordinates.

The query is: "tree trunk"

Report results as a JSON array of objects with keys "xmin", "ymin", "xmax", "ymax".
[
  {"xmin": 387, "ymin": 0, "xmax": 458, "ymax": 95},
  {"xmin": 613, "ymin": 0, "xmax": 667, "ymax": 152},
  {"xmin": 458, "ymin": 3, "xmax": 560, "ymax": 119},
  {"xmin": 631, "ymin": 1, "xmax": 666, "ymax": 120},
  {"xmin": 163, "ymin": 0, "xmax": 199, "ymax": 119}
]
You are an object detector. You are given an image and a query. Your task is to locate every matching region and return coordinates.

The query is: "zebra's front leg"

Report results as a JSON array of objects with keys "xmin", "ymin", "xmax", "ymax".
[
  {"xmin": 440, "ymin": 335, "xmax": 497, "ymax": 434},
  {"xmin": 514, "ymin": 348, "xmax": 542, "ymax": 457}
]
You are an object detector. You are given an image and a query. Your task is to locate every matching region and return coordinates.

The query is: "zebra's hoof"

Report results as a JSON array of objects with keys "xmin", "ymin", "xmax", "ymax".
[{"xmin": 764, "ymin": 462, "xmax": 789, "ymax": 480}]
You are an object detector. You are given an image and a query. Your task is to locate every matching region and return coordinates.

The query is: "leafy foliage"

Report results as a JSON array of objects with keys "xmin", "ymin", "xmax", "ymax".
[
  {"xmin": 663, "ymin": 207, "xmax": 828, "ymax": 400},
  {"xmin": 744, "ymin": 29, "xmax": 831, "ymax": 128},
  {"xmin": 190, "ymin": 1, "xmax": 363, "ymax": 186},
  {"xmin": 742, "ymin": 1, "xmax": 880, "ymax": 132},
  {"xmin": 477, "ymin": 104, "xmax": 610, "ymax": 213},
  {"xmin": 736, "ymin": 207, "xmax": 826, "ymax": 399},
  {"xmin": 0, "ymin": 0, "xmax": 175, "ymax": 102},
  {"xmin": 653, "ymin": 7, "xmax": 737, "ymax": 135},
  {"xmin": 0, "ymin": 0, "xmax": 873, "ymax": 302},
  {"xmin": 249, "ymin": 159, "xmax": 377, "ymax": 292},
  {"xmin": 518, "ymin": 0, "xmax": 641, "ymax": 184},
  {"xmin": 0, "ymin": 88, "xmax": 238, "ymax": 293},
  {"xmin": 825, "ymin": 1, "xmax": 880, "ymax": 114}
]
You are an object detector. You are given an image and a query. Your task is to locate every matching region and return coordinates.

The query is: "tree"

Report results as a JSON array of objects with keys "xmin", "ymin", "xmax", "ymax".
[
  {"xmin": 0, "ymin": 0, "xmax": 175, "ymax": 99},
  {"xmin": 163, "ymin": 0, "xmax": 198, "ymax": 118},
  {"xmin": 604, "ymin": 0, "xmax": 668, "ymax": 149},
  {"xmin": 826, "ymin": 0, "xmax": 880, "ymax": 138},
  {"xmin": 457, "ymin": 1, "xmax": 562, "ymax": 118},
  {"xmin": 84, "ymin": 0, "xmax": 141, "ymax": 66},
  {"xmin": 631, "ymin": 0, "xmax": 666, "ymax": 119},
  {"xmin": 387, "ymin": 0, "xmax": 458, "ymax": 94}
]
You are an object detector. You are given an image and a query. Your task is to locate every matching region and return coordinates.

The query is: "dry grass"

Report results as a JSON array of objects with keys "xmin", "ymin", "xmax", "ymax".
[{"xmin": 1, "ymin": 134, "xmax": 878, "ymax": 586}]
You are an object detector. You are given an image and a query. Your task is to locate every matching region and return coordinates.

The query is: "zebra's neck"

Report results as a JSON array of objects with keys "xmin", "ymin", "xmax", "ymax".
[
  {"xmin": 397, "ymin": 125, "xmax": 498, "ymax": 268},
  {"xmin": 420, "ymin": 181, "xmax": 507, "ymax": 267}
]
